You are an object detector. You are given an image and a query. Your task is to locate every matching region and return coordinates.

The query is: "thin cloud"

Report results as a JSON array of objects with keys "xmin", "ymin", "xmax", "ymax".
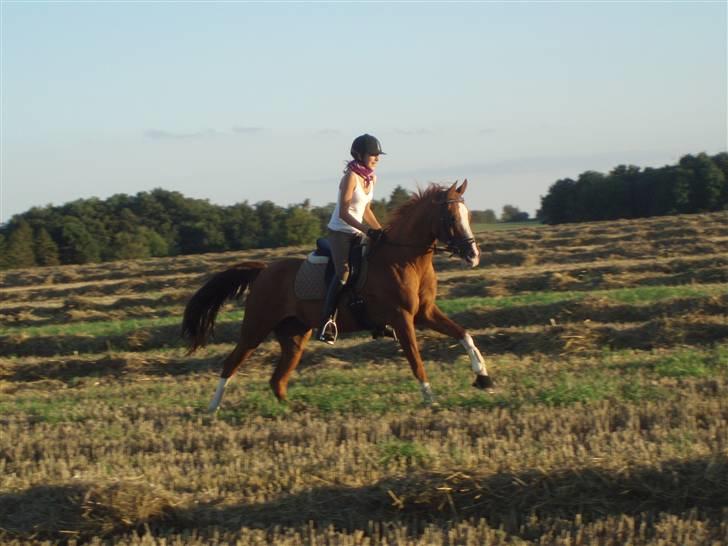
[
  {"xmin": 317, "ymin": 129, "xmax": 342, "ymax": 136},
  {"xmin": 392, "ymin": 128, "xmax": 430, "ymax": 136},
  {"xmin": 144, "ymin": 129, "xmax": 221, "ymax": 140},
  {"xmin": 387, "ymin": 150, "xmax": 676, "ymax": 181},
  {"xmin": 232, "ymin": 126, "xmax": 265, "ymax": 135}
]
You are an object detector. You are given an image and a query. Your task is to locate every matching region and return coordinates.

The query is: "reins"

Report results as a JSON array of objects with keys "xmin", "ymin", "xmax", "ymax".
[{"xmin": 374, "ymin": 196, "xmax": 477, "ymax": 257}]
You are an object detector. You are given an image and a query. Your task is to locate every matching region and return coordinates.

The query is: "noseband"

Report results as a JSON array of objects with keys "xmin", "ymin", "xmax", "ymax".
[{"xmin": 438, "ymin": 197, "xmax": 477, "ymax": 258}]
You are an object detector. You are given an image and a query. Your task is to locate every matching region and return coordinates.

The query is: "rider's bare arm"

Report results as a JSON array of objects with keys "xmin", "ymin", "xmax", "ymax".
[{"xmin": 363, "ymin": 203, "xmax": 382, "ymax": 230}]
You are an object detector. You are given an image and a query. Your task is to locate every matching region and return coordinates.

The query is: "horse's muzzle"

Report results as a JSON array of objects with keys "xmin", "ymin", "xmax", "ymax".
[{"xmin": 464, "ymin": 241, "xmax": 480, "ymax": 268}]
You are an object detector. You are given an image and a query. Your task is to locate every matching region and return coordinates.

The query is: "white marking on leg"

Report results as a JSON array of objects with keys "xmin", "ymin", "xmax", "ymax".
[
  {"xmin": 420, "ymin": 382, "xmax": 434, "ymax": 405},
  {"xmin": 460, "ymin": 333, "xmax": 488, "ymax": 375},
  {"xmin": 208, "ymin": 377, "xmax": 229, "ymax": 413}
]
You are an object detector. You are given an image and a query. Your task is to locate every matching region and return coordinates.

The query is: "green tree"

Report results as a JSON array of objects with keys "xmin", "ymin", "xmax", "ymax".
[
  {"xmin": 387, "ymin": 186, "xmax": 411, "ymax": 212},
  {"xmin": 501, "ymin": 205, "xmax": 529, "ymax": 222},
  {"xmin": 471, "ymin": 209, "xmax": 497, "ymax": 224},
  {"xmin": 33, "ymin": 227, "xmax": 60, "ymax": 266},
  {"xmin": 178, "ymin": 221, "xmax": 226, "ymax": 254},
  {"xmin": 0, "ymin": 234, "xmax": 6, "ymax": 268},
  {"xmin": 142, "ymin": 228, "xmax": 170, "ymax": 256},
  {"xmin": 680, "ymin": 153, "xmax": 725, "ymax": 212},
  {"xmin": 538, "ymin": 178, "xmax": 577, "ymax": 224},
  {"xmin": 255, "ymin": 201, "xmax": 287, "ymax": 247},
  {"xmin": 311, "ymin": 203, "xmax": 336, "ymax": 236},
  {"xmin": 370, "ymin": 198, "xmax": 388, "ymax": 224},
  {"xmin": 59, "ymin": 216, "xmax": 101, "ymax": 264},
  {"xmin": 282, "ymin": 206, "xmax": 321, "ymax": 246},
  {"xmin": 711, "ymin": 152, "xmax": 728, "ymax": 208},
  {"xmin": 111, "ymin": 231, "xmax": 151, "ymax": 260},
  {"xmin": 223, "ymin": 202, "xmax": 261, "ymax": 250},
  {"xmin": 5, "ymin": 220, "xmax": 37, "ymax": 268}
]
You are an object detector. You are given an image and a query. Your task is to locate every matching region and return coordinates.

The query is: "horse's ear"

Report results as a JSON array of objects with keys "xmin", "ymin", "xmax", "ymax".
[
  {"xmin": 457, "ymin": 179, "xmax": 468, "ymax": 194},
  {"xmin": 448, "ymin": 181, "xmax": 458, "ymax": 193}
]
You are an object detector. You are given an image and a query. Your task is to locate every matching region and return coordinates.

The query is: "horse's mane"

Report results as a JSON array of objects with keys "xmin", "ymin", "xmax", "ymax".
[{"xmin": 386, "ymin": 184, "xmax": 446, "ymax": 230}]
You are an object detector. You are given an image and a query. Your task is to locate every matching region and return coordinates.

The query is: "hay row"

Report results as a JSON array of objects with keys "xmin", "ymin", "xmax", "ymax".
[
  {"xmin": 2, "ymin": 311, "xmax": 727, "ymax": 359},
  {"xmin": 3, "ymin": 248, "xmax": 726, "ymax": 307}
]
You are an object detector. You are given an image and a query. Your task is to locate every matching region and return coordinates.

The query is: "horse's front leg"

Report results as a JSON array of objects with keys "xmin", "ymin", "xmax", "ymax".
[
  {"xmin": 417, "ymin": 304, "xmax": 495, "ymax": 391},
  {"xmin": 392, "ymin": 310, "xmax": 436, "ymax": 405}
]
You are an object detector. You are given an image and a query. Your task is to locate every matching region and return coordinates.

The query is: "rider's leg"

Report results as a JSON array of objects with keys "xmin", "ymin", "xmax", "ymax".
[
  {"xmin": 317, "ymin": 229, "xmax": 353, "ymax": 344},
  {"xmin": 317, "ymin": 275, "xmax": 346, "ymax": 344}
]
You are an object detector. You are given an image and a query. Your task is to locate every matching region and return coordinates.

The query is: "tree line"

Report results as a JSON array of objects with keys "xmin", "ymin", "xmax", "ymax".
[
  {"xmin": 538, "ymin": 152, "xmax": 728, "ymax": 224},
  {"xmin": 0, "ymin": 185, "xmax": 508, "ymax": 270}
]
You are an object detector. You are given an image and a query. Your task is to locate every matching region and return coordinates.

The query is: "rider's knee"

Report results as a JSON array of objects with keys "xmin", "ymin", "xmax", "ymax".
[{"xmin": 338, "ymin": 265, "xmax": 350, "ymax": 285}]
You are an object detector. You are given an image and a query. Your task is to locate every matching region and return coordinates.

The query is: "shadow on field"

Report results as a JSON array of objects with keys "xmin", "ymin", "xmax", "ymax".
[
  {"xmin": 1, "ymin": 456, "xmax": 726, "ymax": 543},
  {"xmin": 0, "ymin": 354, "xmax": 223, "ymax": 384}
]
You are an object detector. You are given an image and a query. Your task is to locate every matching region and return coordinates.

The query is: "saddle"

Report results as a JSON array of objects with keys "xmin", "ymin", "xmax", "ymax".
[
  {"xmin": 294, "ymin": 237, "xmax": 395, "ymax": 340},
  {"xmin": 294, "ymin": 237, "xmax": 368, "ymax": 300}
]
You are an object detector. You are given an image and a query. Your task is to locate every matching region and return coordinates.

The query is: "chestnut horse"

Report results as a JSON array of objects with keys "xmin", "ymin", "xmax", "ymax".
[{"xmin": 182, "ymin": 180, "xmax": 494, "ymax": 411}]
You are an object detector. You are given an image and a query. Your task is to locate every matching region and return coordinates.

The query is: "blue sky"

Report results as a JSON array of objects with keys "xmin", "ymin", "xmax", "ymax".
[{"xmin": 2, "ymin": 1, "xmax": 726, "ymax": 223}]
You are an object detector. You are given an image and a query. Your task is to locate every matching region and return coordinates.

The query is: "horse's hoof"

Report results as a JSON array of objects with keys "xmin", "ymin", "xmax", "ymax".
[{"xmin": 472, "ymin": 375, "xmax": 495, "ymax": 390}]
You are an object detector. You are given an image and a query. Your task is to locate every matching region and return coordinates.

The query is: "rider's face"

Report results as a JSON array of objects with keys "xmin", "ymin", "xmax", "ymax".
[{"xmin": 362, "ymin": 154, "xmax": 380, "ymax": 170}]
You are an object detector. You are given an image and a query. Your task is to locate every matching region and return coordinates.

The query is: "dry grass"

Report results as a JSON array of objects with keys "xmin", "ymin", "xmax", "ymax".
[{"xmin": 1, "ymin": 211, "xmax": 727, "ymax": 544}]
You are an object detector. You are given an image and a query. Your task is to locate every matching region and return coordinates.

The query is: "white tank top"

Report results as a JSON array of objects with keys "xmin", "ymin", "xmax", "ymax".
[{"xmin": 327, "ymin": 175, "xmax": 374, "ymax": 234}]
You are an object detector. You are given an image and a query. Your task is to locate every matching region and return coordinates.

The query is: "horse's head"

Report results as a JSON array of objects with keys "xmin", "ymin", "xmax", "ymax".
[{"xmin": 434, "ymin": 180, "xmax": 480, "ymax": 267}]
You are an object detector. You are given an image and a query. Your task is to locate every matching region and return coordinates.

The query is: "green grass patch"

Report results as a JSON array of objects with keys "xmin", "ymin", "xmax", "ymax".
[
  {"xmin": 536, "ymin": 373, "xmax": 615, "ymax": 406},
  {"xmin": 3, "ymin": 345, "xmax": 726, "ymax": 422},
  {"xmin": 439, "ymin": 283, "xmax": 728, "ymax": 314},
  {"xmin": 653, "ymin": 346, "xmax": 728, "ymax": 378},
  {"xmin": 0, "ymin": 309, "xmax": 245, "ymax": 337},
  {"xmin": 605, "ymin": 285, "xmax": 726, "ymax": 304},
  {"xmin": 608, "ymin": 345, "xmax": 728, "ymax": 380},
  {"xmin": 378, "ymin": 440, "xmax": 433, "ymax": 466},
  {"xmin": 472, "ymin": 221, "xmax": 543, "ymax": 232}
]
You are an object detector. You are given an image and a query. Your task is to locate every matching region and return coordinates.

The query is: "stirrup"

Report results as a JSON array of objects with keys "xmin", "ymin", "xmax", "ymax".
[
  {"xmin": 318, "ymin": 318, "xmax": 338, "ymax": 345},
  {"xmin": 372, "ymin": 324, "xmax": 398, "ymax": 341}
]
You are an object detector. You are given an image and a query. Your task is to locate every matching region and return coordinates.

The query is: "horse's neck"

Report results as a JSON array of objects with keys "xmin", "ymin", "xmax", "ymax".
[{"xmin": 383, "ymin": 202, "xmax": 436, "ymax": 265}]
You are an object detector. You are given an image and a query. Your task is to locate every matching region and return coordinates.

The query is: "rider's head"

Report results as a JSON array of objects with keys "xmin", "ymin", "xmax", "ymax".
[{"xmin": 351, "ymin": 134, "xmax": 385, "ymax": 167}]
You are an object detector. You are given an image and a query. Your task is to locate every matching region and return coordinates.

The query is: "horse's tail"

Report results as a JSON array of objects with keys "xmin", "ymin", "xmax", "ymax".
[{"xmin": 182, "ymin": 261, "xmax": 267, "ymax": 353}]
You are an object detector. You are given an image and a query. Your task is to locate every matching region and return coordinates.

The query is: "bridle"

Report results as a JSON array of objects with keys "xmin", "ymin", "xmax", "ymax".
[
  {"xmin": 376, "ymin": 195, "xmax": 478, "ymax": 260},
  {"xmin": 436, "ymin": 196, "xmax": 477, "ymax": 259}
]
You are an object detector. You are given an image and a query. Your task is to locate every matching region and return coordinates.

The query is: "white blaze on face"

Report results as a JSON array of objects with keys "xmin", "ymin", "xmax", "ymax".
[{"xmin": 456, "ymin": 202, "xmax": 480, "ymax": 267}]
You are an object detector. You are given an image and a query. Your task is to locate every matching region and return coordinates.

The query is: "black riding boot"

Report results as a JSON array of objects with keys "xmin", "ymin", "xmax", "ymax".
[{"xmin": 317, "ymin": 278, "xmax": 345, "ymax": 344}]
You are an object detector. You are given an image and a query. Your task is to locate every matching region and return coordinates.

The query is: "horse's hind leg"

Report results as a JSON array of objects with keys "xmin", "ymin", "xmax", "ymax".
[
  {"xmin": 209, "ymin": 310, "xmax": 277, "ymax": 412},
  {"xmin": 270, "ymin": 318, "xmax": 312, "ymax": 401},
  {"xmin": 208, "ymin": 342, "xmax": 257, "ymax": 412}
]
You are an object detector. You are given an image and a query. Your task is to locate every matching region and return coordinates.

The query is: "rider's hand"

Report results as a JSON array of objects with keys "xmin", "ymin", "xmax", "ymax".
[{"xmin": 367, "ymin": 228, "xmax": 384, "ymax": 244}]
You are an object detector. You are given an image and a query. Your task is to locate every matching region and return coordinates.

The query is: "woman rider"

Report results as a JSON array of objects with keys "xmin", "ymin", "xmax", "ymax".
[{"xmin": 317, "ymin": 134, "xmax": 385, "ymax": 344}]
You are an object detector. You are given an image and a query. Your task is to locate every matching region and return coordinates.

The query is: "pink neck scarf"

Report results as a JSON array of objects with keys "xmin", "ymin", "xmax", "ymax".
[{"xmin": 347, "ymin": 160, "xmax": 374, "ymax": 184}]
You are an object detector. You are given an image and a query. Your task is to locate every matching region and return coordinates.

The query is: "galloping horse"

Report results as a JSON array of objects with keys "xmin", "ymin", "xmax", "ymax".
[{"xmin": 182, "ymin": 180, "xmax": 494, "ymax": 411}]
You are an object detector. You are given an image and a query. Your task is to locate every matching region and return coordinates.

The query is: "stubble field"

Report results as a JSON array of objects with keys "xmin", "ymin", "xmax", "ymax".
[{"xmin": 1, "ymin": 211, "xmax": 727, "ymax": 545}]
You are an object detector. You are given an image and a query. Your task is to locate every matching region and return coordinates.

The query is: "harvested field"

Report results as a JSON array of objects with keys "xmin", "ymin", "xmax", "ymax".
[{"xmin": 0, "ymin": 211, "xmax": 727, "ymax": 545}]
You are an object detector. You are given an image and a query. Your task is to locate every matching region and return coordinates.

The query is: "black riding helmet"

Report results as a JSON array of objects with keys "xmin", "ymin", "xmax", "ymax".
[{"xmin": 351, "ymin": 134, "xmax": 386, "ymax": 162}]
